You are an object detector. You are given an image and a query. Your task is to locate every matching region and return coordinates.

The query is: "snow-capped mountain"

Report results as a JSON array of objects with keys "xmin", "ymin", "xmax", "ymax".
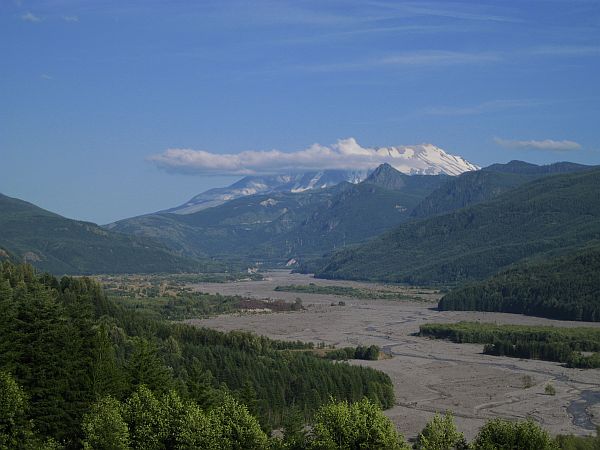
[
  {"xmin": 371, "ymin": 143, "xmax": 479, "ymax": 176},
  {"xmin": 163, "ymin": 144, "xmax": 478, "ymax": 215},
  {"xmin": 163, "ymin": 170, "xmax": 368, "ymax": 215}
]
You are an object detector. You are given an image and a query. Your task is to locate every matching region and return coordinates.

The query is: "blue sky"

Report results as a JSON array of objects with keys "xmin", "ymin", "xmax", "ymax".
[{"xmin": 2, "ymin": 0, "xmax": 599, "ymax": 224}]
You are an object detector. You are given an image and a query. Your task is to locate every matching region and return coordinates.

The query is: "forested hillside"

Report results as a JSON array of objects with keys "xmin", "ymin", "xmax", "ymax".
[
  {"xmin": 0, "ymin": 194, "xmax": 211, "ymax": 274},
  {"xmin": 410, "ymin": 160, "xmax": 591, "ymax": 219},
  {"xmin": 438, "ymin": 244, "xmax": 600, "ymax": 321},
  {"xmin": 0, "ymin": 262, "xmax": 394, "ymax": 447},
  {"xmin": 311, "ymin": 167, "xmax": 600, "ymax": 285}
]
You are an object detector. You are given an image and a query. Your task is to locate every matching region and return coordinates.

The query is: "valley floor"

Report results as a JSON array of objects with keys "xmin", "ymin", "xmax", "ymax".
[{"xmin": 184, "ymin": 270, "xmax": 600, "ymax": 441}]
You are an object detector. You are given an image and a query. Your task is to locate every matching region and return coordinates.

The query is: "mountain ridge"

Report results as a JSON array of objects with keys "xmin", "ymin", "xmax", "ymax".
[
  {"xmin": 106, "ymin": 164, "xmax": 450, "ymax": 264},
  {"xmin": 0, "ymin": 193, "xmax": 213, "ymax": 274},
  {"xmin": 308, "ymin": 166, "xmax": 600, "ymax": 285},
  {"xmin": 411, "ymin": 160, "xmax": 593, "ymax": 219}
]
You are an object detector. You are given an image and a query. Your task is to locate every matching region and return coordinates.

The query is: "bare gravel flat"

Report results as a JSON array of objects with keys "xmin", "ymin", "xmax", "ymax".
[{"xmin": 185, "ymin": 270, "xmax": 600, "ymax": 441}]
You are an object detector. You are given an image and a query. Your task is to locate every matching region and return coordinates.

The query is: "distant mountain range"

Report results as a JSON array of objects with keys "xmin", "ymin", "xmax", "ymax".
[
  {"xmin": 309, "ymin": 163, "xmax": 599, "ymax": 285},
  {"xmin": 107, "ymin": 164, "xmax": 450, "ymax": 264},
  {"xmin": 410, "ymin": 160, "xmax": 591, "ymax": 219},
  {"xmin": 154, "ymin": 144, "xmax": 478, "ymax": 215},
  {"xmin": 0, "ymin": 193, "xmax": 219, "ymax": 274},
  {"xmin": 4, "ymin": 153, "xmax": 596, "ymax": 282}
]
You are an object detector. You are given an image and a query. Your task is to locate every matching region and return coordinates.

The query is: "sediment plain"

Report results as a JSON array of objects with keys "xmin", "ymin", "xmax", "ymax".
[{"xmin": 185, "ymin": 270, "xmax": 600, "ymax": 440}]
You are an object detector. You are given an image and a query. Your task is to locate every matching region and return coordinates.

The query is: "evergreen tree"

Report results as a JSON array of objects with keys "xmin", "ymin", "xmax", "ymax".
[
  {"xmin": 125, "ymin": 338, "xmax": 173, "ymax": 394},
  {"xmin": 281, "ymin": 406, "xmax": 308, "ymax": 450}
]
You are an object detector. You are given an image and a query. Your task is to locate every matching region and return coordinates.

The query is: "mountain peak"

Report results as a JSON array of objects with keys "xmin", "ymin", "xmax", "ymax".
[
  {"xmin": 363, "ymin": 164, "xmax": 408, "ymax": 190},
  {"xmin": 372, "ymin": 143, "xmax": 479, "ymax": 176}
]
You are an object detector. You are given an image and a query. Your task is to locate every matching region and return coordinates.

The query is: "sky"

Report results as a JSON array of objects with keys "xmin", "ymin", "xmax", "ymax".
[{"xmin": 2, "ymin": 0, "xmax": 599, "ymax": 224}]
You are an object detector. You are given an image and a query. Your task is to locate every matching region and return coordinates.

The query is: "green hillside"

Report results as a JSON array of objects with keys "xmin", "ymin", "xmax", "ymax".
[
  {"xmin": 438, "ymin": 244, "xmax": 600, "ymax": 321},
  {"xmin": 411, "ymin": 160, "xmax": 591, "ymax": 219},
  {"xmin": 0, "ymin": 194, "xmax": 210, "ymax": 274},
  {"xmin": 109, "ymin": 165, "xmax": 448, "ymax": 264},
  {"xmin": 312, "ymin": 167, "xmax": 600, "ymax": 285}
]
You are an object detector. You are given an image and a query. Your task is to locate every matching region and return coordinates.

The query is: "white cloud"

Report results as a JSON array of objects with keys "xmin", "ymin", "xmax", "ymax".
[
  {"xmin": 494, "ymin": 137, "xmax": 582, "ymax": 152},
  {"xmin": 63, "ymin": 15, "xmax": 79, "ymax": 22},
  {"xmin": 149, "ymin": 138, "xmax": 474, "ymax": 175},
  {"xmin": 21, "ymin": 11, "xmax": 41, "ymax": 22},
  {"xmin": 40, "ymin": 73, "xmax": 53, "ymax": 80}
]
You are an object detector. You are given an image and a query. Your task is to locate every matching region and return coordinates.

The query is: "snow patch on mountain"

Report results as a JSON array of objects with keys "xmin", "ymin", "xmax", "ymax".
[{"xmin": 162, "ymin": 143, "xmax": 478, "ymax": 215}]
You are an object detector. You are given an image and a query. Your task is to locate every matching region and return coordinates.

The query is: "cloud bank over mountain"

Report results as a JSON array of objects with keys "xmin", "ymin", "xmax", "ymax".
[{"xmin": 149, "ymin": 138, "xmax": 479, "ymax": 176}]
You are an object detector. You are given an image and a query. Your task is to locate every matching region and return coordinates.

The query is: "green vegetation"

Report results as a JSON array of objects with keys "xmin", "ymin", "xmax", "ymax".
[
  {"xmin": 472, "ymin": 418, "xmax": 557, "ymax": 450},
  {"xmin": 0, "ymin": 252, "xmax": 596, "ymax": 448},
  {"xmin": 274, "ymin": 283, "xmax": 420, "ymax": 301},
  {"xmin": 82, "ymin": 387, "xmax": 268, "ymax": 449},
  {"xmin": 309, "ymin": 398, "xmax": 410, "ymax": 449},
  {"xmin": 0, "ymin": 193, "xmax": 215, "ymax": 274},
  {"xmin": 555, "ymin": 429, "xmax": 600, "ymax": 450},
  {"xmin": 158, "ymin": 272, "xmax": 264, "ymax": 283},
  {"xmin": 311, "ymin": 167, "xmax": 600, "ymax": 285},
  {"xmin": 411, "ymin": 160, "xmax": 590, "ymax": 219},
  {"xmin": 101, "ymin": 276, "xmax": 296, "ymax": 320},
  {"xmin": 325, "ymin": 345, "xmax": 381, "ymax": 361},
  {"xmin": 0, "ymin": 262, "xmax": 395, "ymax": 447},
  {"xmin": 1, "ymin": 331, "xmax": 597, "ymax": 449},
  {"xmin": 120, "ymin": 292, "xmax": 304, "ymax": 320},
  {"xmin": 438, "ymin": 244, "xmax": 600, "ymax": 322},
  {"xmin": 414, "ymin": 412, "xmax": 467, "ymax": 450},
  {"xmin": 419, "ymin": 322, "xmax": 600, "ymax": 368}
]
